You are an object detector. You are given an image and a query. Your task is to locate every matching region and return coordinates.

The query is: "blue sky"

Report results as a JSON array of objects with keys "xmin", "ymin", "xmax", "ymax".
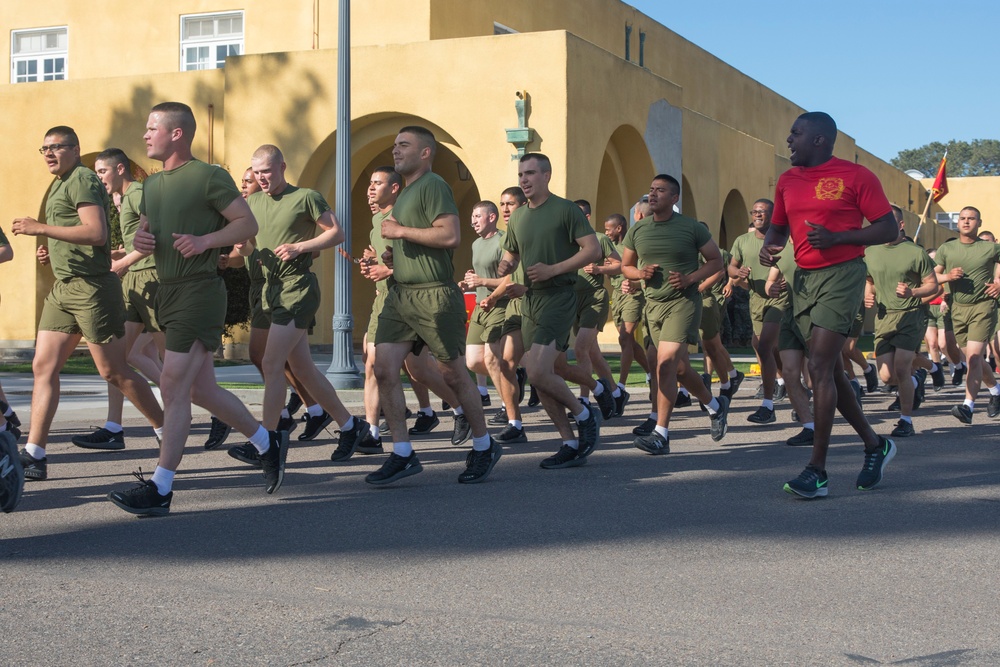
[{"xmin": 628, "ymin": 0, "xmax": 997, "ymax": 166}]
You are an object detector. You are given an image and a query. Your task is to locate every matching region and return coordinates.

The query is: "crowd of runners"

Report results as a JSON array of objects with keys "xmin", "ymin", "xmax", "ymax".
[{"xmin": 2, "ymin": 107, "xmax": 998, "ymax": 515}]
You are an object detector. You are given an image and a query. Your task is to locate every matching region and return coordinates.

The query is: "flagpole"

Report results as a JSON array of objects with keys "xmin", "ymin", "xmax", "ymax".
[{"xmin": 914, "ymin": 149, "xmax": 948, "ymax": 244}]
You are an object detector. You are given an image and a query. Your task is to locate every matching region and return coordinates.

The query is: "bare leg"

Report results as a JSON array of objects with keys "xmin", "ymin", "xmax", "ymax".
[
  {"xmin": 90, "ymin": 336, "xmax": 163, "ymax": 429},
  {"xmin": 26, "ymin": 331, "xmax": 82, "ymax": 447},
  {"xmin": 374, "ymin": 342, "xmax": 414, "ymax": 444},
  {"xmin": 524, "ymin": 342, "xmax": 584, "ymax": 440}
]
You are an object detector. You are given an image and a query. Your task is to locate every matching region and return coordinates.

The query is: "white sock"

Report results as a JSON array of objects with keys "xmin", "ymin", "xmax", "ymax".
[
  {"xmin": 592, "ymin": 381, "xmax": 604, "ymax": 396},
  {"xmin": 911, "ymin": 376, "xmax": 919, "ymax": 388},
  {"xmin": 990, "ymin": 385, "xmax": 1000, "ymax": 396},
  {"xmin": 454, "ymin": 405, "xmax": 464, "ymax": 416},
  {"xmin": 762, "ymin": 399, "xmax": 773, "ymax": 410},
  {"xmin": 280, "ymin": 408, "xmax": 290, "ymax": 419},
  {"xmin": 249, "ymin": 426, "xmax": 271, "ymax": 453},
  {"xmin": 420, "ymin": 406, "xmax": 434, "ymax": 416},
  {"xmin": 393, "ymin": 441, "xmax": 413, "ymax": 457},
  {"xmin": 579, "ymin": 396, "xmax": 591, "ymax": 405},
  {"xmin": 307, "ymin": 404, "xmax": 323, "ymax": 417},
  {"xmin": 150, "ymin": 466, "xmax": 175, "ymax": 496},
  {"xmin": 509, "ymin": 419, "xmax": 522, "ymax": 429},
  {"xmin": 341, "ymin": 416, "xmax": 355, "ymax": 431},
  {"xmin": 369, "ymin": 423, "xmax": 380, "ymax": 438},
  {"xmin": 645, "ymin": 373, "xmax": 652, "ymax": 383},
  {"xmin": 900, "ymin": 415, "xmax": 912, "ymax": 424},
  {"xmin": 153, "ymin": 427, "xmax": 164, "ymax": 440},
  {"xmin": 565, "ymin": 439, "xmax": 580, "ymax": 450},
  {"xmin": 803, "ymin": 422, "xmax": 815, "ymax": 431},
  {"xmin": 706, "ymin": 398, "xmax": 720, "ymax": 415},
  {"xmin": 866, "ymin": 363, "xmax": 876, "ymax": 373},
  {"xmin": 654, "ymin": 425, "xmax": 668, "ymax": 439},
  {"xmin": 25, "ymin": 443, "xmax": 45, "ymax": 459},
  {"xmin": 720, "ymin": 380, "xmax": 731, "ymax": 390},
  {"xmin": 729, "ymin": 369, "xmax": 738, "ymax": 378},
  {"xmin": 617, "ymin": 382, "xmax": 627, "ymax": 392},
  {"xmin": 649, "ymin": 412, "xmax": 658, "ymax": 421},
  {"xmin": 964, "ymin": 399, "xmax": 975, "ymax": 410},
  {"xmin": 930, "ymin": 363, "xmax": 940, "ymax": 373},
  {"xmin": 678, "ymin": 387, "xmax": 690, "ymax": 397},
  {"xmin": 574, "ymin": 406, "xmax": 590, "ymax": 422},
  {"xmin": 472, "ymin": 434, "xmax": 491, "ymax": 451},
  {"xmin": 612, "ymin": 387, "xmax": 621, "ymax": 398},
  {"xmin": 478, "ymin": 385, "xmax": 489, "ymax": 397},
  {"xmin": 776, "ymin": 378, "xmax": 786, "ymax": 386},
  {"xmin": 104, "ymin": 421, "xmax": 123, "ymax": 433},
  {"xmin": 2, "ymin": 406, "xmax": 12, "ymax": 417}
]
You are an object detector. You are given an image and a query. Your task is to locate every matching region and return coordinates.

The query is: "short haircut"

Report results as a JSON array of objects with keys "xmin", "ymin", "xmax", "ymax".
[
  {"xmin": 501, "ymin": 186, "xmax": 527, "ymax": 204},
  {"xmin": 753, "ymin": 198, "xmax": 774, "ymax": 209},
  {"xmin": 372, "ymin": 165, "xmax": 403, "ymax": 189},
  {"xmin": 979, "ymin": 231, "xmax": 996, "ymax": 242},
  {"xmin": 520, "ymin": 152, "xmax": 552, "ymax": 173},
  {"xmin": 652, "ymin": 173, "xmax": 680, "ymax": 197},
  {"xmin": 960, "ymin": 206, "xmax": 982, "ymax": 219},
  {"xmin": 45, "ymin": 125, "xmax": 79, "ymax": 145},
  {"xmin": 252, "ymin": 144, "xmax": 284, "ymax": 163},
  {"xmin": 636, "ymin": 202, "xmax": 651, "ymax": 217},
  {"xmin": 605, "ymin": 213, "xmax": 626, "ymax": 229},
  {"xmin": 574, "ymin": 199, "xmax": 592, "ymax": 216},
  {"xmin": 95, "ymin": 148, "xmax": 130, "ymax": 170},
  {"xmin": 151, "ymin": 102, "xmax": 196, "ymax": 137},
  {"xmin": 799, "ymin": 111, "xmax": 838, "ymax": 144},
  {"xmin": 474, "ymin": 200, "xmax": 499, "ymax": 220},
  {"xmin": 398, "ymin": 125, "xmax": 437, "ymax": 158}
]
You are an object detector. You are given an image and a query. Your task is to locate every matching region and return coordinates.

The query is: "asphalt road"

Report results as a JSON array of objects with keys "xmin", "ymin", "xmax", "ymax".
[{"xmin": 2, "ymin": 370, "xmax": 998, "ymax": 666}]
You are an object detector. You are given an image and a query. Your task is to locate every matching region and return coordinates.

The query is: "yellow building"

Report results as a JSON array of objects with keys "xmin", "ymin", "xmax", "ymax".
[
  {"xmin": 0, "ymin": 0, "xmax": 957, "ymax": 351},
  {"xmin": 919, "ymin": 175, "xmax": 1000, "ymax": 241}
]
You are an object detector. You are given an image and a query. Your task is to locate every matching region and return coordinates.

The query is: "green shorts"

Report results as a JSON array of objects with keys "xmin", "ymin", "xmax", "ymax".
[
  {"xmin": 122, "ymin": 268, "xmax": 160, "ymax": 332},
  {"xmin": 500, "ymin": 297, "xmax": 523, "ymax": 338},
  {"xmin": 467, "ymin": 302, "xmax": 507, "ymax": 345},
  {"xmin": 375, "ymin": 282, "xmax": 467, "ymax": 362},
  {"xmin": 750, "ymin": 293, "xmax": 787, "ymax": 336},
  {"xmin": 38, "ymin": 272, "xmax": 126, "ymax": 344},
  {"xmin": 874, "ymin": 307, "xmax": 927, "ymax": 356},
  {"xmin": 645, "ymin": 295, "xmax": 701, "ymax": 345},
  {"xmin": 611, "ymin": 290, "xmax": 645, "ymax": 328},
  {"xmin": 574, "ymin": 288, "xmax": 610, "ymax": 332},
  {"xmin": 950, "ymin": 299, "xmax": 998, "ymax": 347},
  {"xmin": 926, "ymin": 303, "xmax": 945, "ymax": 330},
  {"xmin": 778, "ymin": 307, "xmax": 805, "ymax": 352},
  {"xmin": 157, "ymin": 273, "xmax": 226, "ymax": 353},
  {"xmin": 848, "ymin": 305, "xmax": 865, "ymax": 339},
  {"xmin": 522, "ymin": 288, "xmax": 577, "ymax": 352},
  {"xmin": 789, "ymin": 258, "xmax": 866, "ymax": 346},
  {"xmin": 700, "ymin": 297, "xmax": 722, "ymax": 340},
  {"xmin": 366, "ymin": 288, "xmax": 389, "ymax": 343},
  {"xmin": 249, "ymin": 280, "xmax": 270, "ymax": 330},
  {"xmin": 265, "ymin": 272, "xmax": 320, "ymax": 330}
]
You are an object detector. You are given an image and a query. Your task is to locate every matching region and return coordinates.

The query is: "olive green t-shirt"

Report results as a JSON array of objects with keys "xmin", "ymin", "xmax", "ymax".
[
  {"xmin": 471, "ymin": 230, "xmax": 506, "ymax": 301},
  {"xmin": 249, "ymin": 185, "xmax": 329, "ymax": 281},
  {"xmin": 935, "ymin": 238, "xmax": 1000, "ymax": 304},
  {"xmin": 503, "ymin": 194, "xmax": 595, "ymax": 291},
  {"xmin": 622, "ymin": 213, "xmax": 711, "ymax": 302},
  {"xmin": 702, "ymin": 247, "xmax": 731, "ymax": 307},
  {"xmin": 731, "ymin": 230, "xmax": 790, "ymax": 310},
  {"xmin": 370, "ymin": 209, "xmax": 393, "ymax": 291},
  {"xmin": 865, "ymin": 240, "xmax": 935, "ymax": 311},
  {"xmin": 120, "ymin": 181, "xmax": 155, "ymax": 272},
  {"xmin": 45, "ymin": 164, "xmax": 111, "ymax": 280},
  {"xmin": 390, "ymin": 172, "xmax": 460, "ymax": 286},
  {"xmin": 141, "ymin": 159, "xmax": 241, "ymax": 282},
  {"xmin": 610, "ymin": 239, "xmax": 626, "ymax": 291},
  {"xmin": 576, "ymin": 233, "xmax": 618, "ymax": 292},
  {"xmin": 774, "ymin": 244, "xmax": 798, "ymax": 298}
]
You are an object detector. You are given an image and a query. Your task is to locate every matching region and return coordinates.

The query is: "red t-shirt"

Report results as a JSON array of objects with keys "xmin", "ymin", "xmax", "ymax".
[{"xmin": 771, "ymin": 156, "xmax": 891, "ymax": 270}]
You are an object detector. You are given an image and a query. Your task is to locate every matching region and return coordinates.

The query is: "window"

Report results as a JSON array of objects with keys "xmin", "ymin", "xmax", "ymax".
[
  {"xmin": 180, "ymin": 12, "xmax": 243, "ymax": 71},
  {"xmin": 936, "ymin": 212, "xmax": 960, "ymax": 231},
  {"xmin": 11, "ymin": 27, "xmax": 67, "ymax": 83}
]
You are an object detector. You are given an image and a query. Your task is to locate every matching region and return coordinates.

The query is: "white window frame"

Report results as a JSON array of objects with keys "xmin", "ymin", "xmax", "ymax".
[
  {"xmin": 936, "ymin": 212, "xmax": 960, "ymax": 231},
  {"xmin": 10, "ymin": 26, "xmax": 68, "ymax": 84},
  {"xmin": 179, "ymin": 11, "xmax": 244, "ymax": 71}
]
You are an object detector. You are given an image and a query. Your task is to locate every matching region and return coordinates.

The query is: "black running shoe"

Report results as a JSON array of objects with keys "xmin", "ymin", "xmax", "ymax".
[
  {"xmin": 952, "ymin": 364, "xmax": 966, "ymax": 386},
  {"xmin": 516, "ymin": 367, "xmax": 527, "ymax": 404},
  {"xmin": 709, "ymin": 395, "xmax": 730, "ymax": 442},
  {"xmin": 931, "ymin": 364, "xmax": 946, "ymax": 391},
  {"xmin": 890, "ymin": 419, "xmax": 915, "ymax": 438},
  {"xmin": 951, "ymin": 403, "xmax": 973, "ymax": 424},
  {"xmin": 2, "ymin": 422, "xmax": 20, "ymax": 443},
  {"xmin": 527, "ymin": 384, "xmax": 540, "ymax": 408},
  {"xmin": 19, "ymin": 450, "xmax": 47, "ymax": 481},
  {"xmin": 632, "ymin": 417, "xmax": 656, "ymax": 436},
  {"xmin": 72, "ymin": 427, "xmax": 126, "ymax": 451},
  {"xmin": 488, "ymin": 406, "xmax": 508, "ymax": 426},
  {"xmin": 674, "ymin": 392, "xmax": 692, "ymax": 408},
  {"xmin": 277, "ymin": 415, "xmax": 297, "ymax": 436},
  {"xmin": 754, "ymin": 385, "xmax": 765, "ymax": 400},
  {"xmin": 441, "ymin": 400, "xmax": 451, "ymax": 411},
  {"xmin": 728, "ymin": 370, "xmax": 746, "ymax": 396},
  {"xmin": 107, "ymin": 469, "xmax": 172, "ymax": 516},
  {"xmin": 480, "ymin": 393, "xmax": 491, "ymax": 407},
  {"xmin": 356, "ymin": 432, "xmax": 384, "ymax": 455},
  {"xmin": 408, "ymin": 412, "xmax": 440, "ymax": 435},
  {"xmin": 747, "ymin": 405, "xmax": 775, "ymax": 424},
  {"xmin": 285, "ymin": 392, "xmax": 303, "ymax": 418},
  {"xmin": 785, "ymin": 427, "xmax": 814, "ymax": 447},
  {"xmin": 701, "ymin": 373, "xmax": 712, "ymax": 393},
  {"xmin": 784, "ymin": 465, "xmax": 828, "ymax": 499},
  {"xmin": 850, "ymin": 378, "xmax": 863, "ymax": 408},
  {"xmin": 298, "ymin": 411, "xmax": 333, "ymax": 441},
  {"xmin": 451, "ymin": 414, "xmax": 471, "ymax": 446},
  {"xmin": 1, "ymin": 431, "xmax": 24, "ymax": 513},
  {"xmin": 379, "ymin": 420, "xmax": 390, "ymax": 436},
  {"xmin": 595, "ymin": 378, "xmax": 616, "ymax": 420},
  {"xmin": 228, "ymin": 442, "xmax": 262, "ymax": 467},
  {"xmin": 495, "ymin": 423, "xmax": 527, "ymax": 444},
  {"xmin": 203, "ymin": 417, "xmax": 231, "ymax": 450},
  {"xmin": 576, "ymin": 406, "xmax": 600, "ymax": 458},
  {"xmin": 1, "ymin": 405, "xmax": 21, "ymax": 429},
  {"xmin": 614, "ymin": 387, "xmax": 630, "ymax": 418},
  {"xmin": 863, "ymin": 363, "xmax": 879, "ymax": 393},
  {"xmin": 914, "ymin": 368, "xmax": 927, "ymax": 403},
  {"xmin": 988, "ymin": 394, "xmax": 1000, "ymax": 419},
  {"xmin": 458, "ymin": 439, "xmax": 502, "ymax": 484},
  {"xmin": 633, "ymin": 431, "xmax": 669, "ymax": 455},
  {"xmin": 259, "ymin": 430, "xmax": 288, "ymax": 494},
  {"xmin": 886, "ymin": 396, "xmax": 900, "ymax": 412},
  {"xmin": 540, "ymin": 444, "xmax": 586, "ymax": 469},
  {"xmin": 365, "ymin": 452, "xmax": 423, "ymax": 485},
  {"xmin": 329, "ymin": 417, "xmax": 371, "ymax": 463},
  {"xmin": 857, "ymin": 437, "xmax": 896, "ymax": 490}
]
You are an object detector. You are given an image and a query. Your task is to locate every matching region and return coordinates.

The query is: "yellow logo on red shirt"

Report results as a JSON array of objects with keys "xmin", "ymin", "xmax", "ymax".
[{"xmin": 815, "ymin": 178, "xmax": 845, "ymax": 201}]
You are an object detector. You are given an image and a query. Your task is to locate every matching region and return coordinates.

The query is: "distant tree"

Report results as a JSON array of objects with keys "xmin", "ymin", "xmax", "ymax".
[{"xmin": 891, "ymin": 139, "xmax": 1000, "ymax": 177}]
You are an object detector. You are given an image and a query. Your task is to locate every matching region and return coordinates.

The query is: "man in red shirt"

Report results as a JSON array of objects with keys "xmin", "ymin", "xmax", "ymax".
[{"xmin": 760, "ymin": 112, "xmax": 898, "ymax": 499}]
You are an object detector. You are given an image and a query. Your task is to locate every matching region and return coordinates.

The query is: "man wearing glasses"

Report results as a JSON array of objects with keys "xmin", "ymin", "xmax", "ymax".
[{"xmin": 11, "ymin": 127, "xmax": 164, "ymax": 482}]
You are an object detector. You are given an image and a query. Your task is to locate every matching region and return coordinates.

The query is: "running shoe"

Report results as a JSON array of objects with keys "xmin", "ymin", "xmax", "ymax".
[
  {"xmin": 73, "ymin": 427, "xmax": 126, "ymax": 451},
  {"xmin": 408, "ymin": 412, "xmax": 440, "ymax": 435},
  {"xmin": 457, "ymin": 439, "xmax": 502, "ymax": 484},
  {"xmin": 203, "ymin": 417, "xmax": 231, "ymax": 450},
  {"xmin": 747, "ymin": 405, "xmax": 775, "ymax": 424},
  {"xmin": 595, "ymin": 378, "xmax": 616, "ymax": 420},
  {"xmin": 451, "ymin": 414, "xmax": 471, "ymax": 446},
  {"xmin": 107, "ymin": 469, "xmax": 172, "ymax": 516},
  {"xmin": 856, "ymin": 437, "xmax": 896, "ymax": 490},
  {"xmin": 890, "ymin": 419, "xmax": 915, "ymax": 438},
  {"xmin": 228, "ymin": 442, "xmax": 261, "ymax": 467},
  {"xmin": 19, "ymin": 450, "xmax": 47, "ymax": 481},
  {"xmin": 365, "ymin": 452, "xmax": 423, "ymax": 485},
  {"xmin": 494, "ymin": 423, "xmax": 527, "ymax": 444},
  {"xmin": 299, "ymin": 411, "xmax": 333, "ymax": 441},
  {"xmin": 329, "ymin": 417, "xmax": 371, "ymax": 463},
  {"xmin": 632, "ymin": 418, "xmax": 656, "ymax": 436},
  {"xmin": 784, "ymin": 465, "xmax": 828, "ymax": 498},
  {"xmin": 0, "ymin": 430, "xmax": 24, "ymax": 513},
  {"xmin": 488, "ymin": 406, "xmax": 508, "ymax": 425},
  {"xmin": 863, "ymin": 363, "xmax": 879, "ymax": 393},
  {"xmin": 988, "ymin": 395, "xmax": 1000, "ymax": 419},
  {"xmin": 633, "ymin": 431, "xmax": 669, "ymax": 455},
  {"xmin": 614, "ymin": 388, "xmax": 630, "ymax": 418},
  {"xmin": 785, "ymin": 428, "xmax": 814, "ymax": 447},
  {"xmin": 709, "ymin": 395, "xmax": 730, "ymax": 441},
  {"xmin": 540, "ymin": 444, "xmax": 586, "ymax": 469},
  {"xmin": 951, "ymin": 403, "xmax": 973, "ymax": 425},
  {"xmin": 260, "ymin": 430, "xmax": 288, "ymax": 494}
]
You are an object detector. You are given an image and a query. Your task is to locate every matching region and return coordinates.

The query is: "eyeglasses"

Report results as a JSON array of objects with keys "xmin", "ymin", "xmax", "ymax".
[
  {"xmin": 39, "ymin": 143, "xmax": 76, "ymax": 155},
  {"xmin": 749, "ymin": 209, "xmax": 768, "ymax": 216}
]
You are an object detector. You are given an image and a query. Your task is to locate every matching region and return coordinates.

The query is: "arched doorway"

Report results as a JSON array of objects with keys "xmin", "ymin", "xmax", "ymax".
[
  {"xmin": 595, "ymin": 125, "xmax": 654, "ymax": 227},
  {"xmin": 719, "ymin": 189, "xmax": 748, "ymax": 252},
  {"xmin": 681, "ymin": 175, "xmax": 698, "ymax": 222}
]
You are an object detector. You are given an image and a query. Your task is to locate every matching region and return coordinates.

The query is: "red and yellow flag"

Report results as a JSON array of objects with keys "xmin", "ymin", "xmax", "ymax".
[{"xmin": 930, "ymin": 154, "xmax": 948, "ymax": 202}]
